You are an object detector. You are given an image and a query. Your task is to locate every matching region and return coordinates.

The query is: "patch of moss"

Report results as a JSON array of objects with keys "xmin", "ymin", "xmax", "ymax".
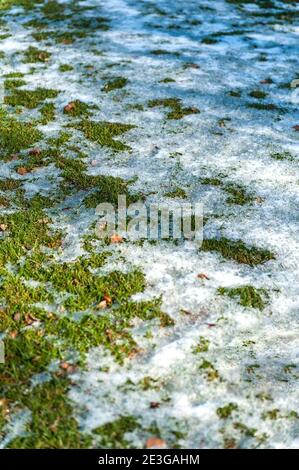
[
  {"xmin": 4, "ymin": 78, "xmax": 27, "ymax": 89},
  {"xmin": 201, "ymin": 237, "xmax": 275, "ymax": 266},
  {"xmin": 247, "ymin": 102, "xmax": 284, "ymax": 112},
  {"xmin": 201, "ymin": 177, "xmax": 254, "ymax": 205},
  {"xmin": 270, "ymin": 151, "xmax": 294, "ymax": 162},
  {"xmin": 93, "ymin": 416, "xmax": 139, "ymax": 448},
  {"xmin": 102, "ymin": 77, "xmax": 128, "ymax": 92},
  {"xmin": 5, "ymin": 87, "xmax": 59, "ymax": 109},
  {"xmin": 23, "ymin": 46, "xmax": 51, "ymax": 63},
  {"xmin": 164, "ymin": 187, "xmax": 187, "ymax": 199},
  {"xmin": 249, "ymin": 90, "xmax": 267, "ymax": 99},
  {"xmin": 63, "ymin": 100, "xmax": 93, "ymax": 118},
  {"xmin": 0, "ymin": 108, "xmax": 42, "ymax": 156},
  {"xmin": 159, "ymin": 77, "xmax": 175, "ymax": 83},
  {"xmin": 59, "ymin": 63, "xmax": 74, "ymax": 72},
  {"xmin": 217, "ymin": 403, "xmax": 238, "ymax": 419},
  {"xmin": 0, "ymin": 178, "xmax": 21, "ymax": 191},
  {"xmin": 218, "ymin": 285, "xmax": 268, "ymax": 310},
  {"xmin": 40, "ymin": 102, "xmax": 56, "ymax": 124},
  {"xmin": 8, "ymin": 378, "xmax": 91, "ymax": 449},
  {"xmin": 193, "ymin": 337, "xmax": 210, "ymax": 353},
  {"xmin": 199, "ymin": 359, "xmax": 219, "ymax": 381},
  {"xmin": 69, "ymin": 120, "xmax": 135, "ymax": 151},
  {"xmin": 148, "ymin": 98, "xmax": 199, "ymax": 120}
]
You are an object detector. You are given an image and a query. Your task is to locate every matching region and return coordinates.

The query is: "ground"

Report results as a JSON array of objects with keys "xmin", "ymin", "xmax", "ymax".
[{"xmin": 0, "ymin": 0, "xmax": 299, "ymax": 449}]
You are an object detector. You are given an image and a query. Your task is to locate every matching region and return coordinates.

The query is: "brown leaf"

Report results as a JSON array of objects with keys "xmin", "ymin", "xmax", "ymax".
[
  {"xmin": 25, "ymin": 313, "xmax": 38, "ymax": 325},
  {"xmin": 28, "ymin": 148, "xmax": 41, "ymax": 156},
  {"xmin": 0, "ymin": 224, "xmax": 8, "ymax": 231},
  {"xmin": 97, "ymin": 300, "xmax": 107, "ymax": 309},
  {"xmin": 13, "ymin": 313, "xmax": 21, "ymax": 322},
  {"xmin": 110, "ymin": 233, "xmax": 123, "ymax": 244},
  {"xmin": 150, "ymin": 402, "xmax": 160, "ymax": 409},
  {"xmin": 103, "ymin": 294, "xmax": 112, "ymax": 305},
  {"xmin": 9, "ymin": 331, "xmax": 18, "ymax": 339},
  {"xmin": 16, "ymin": 167, "xmax": 28, "ymax": 176},
  {"xmin": 293, "ymin": 125, "xmax": 299, "ymax": 132},
  {"xmin": 64, "ymin": 101, "xmax": 75, "ymax": 113},
  {"xmin": 146, "ymin": 437, "xmax": 167, "ymax": 449},
  {"xmin": 197, "ymin": 273, "xmax": 210, "ymax": 280}
]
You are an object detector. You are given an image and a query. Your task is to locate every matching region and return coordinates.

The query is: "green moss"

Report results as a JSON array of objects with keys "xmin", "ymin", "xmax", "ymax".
[
  {"xmin": 102, "ymin": 77, "xmax": 128, "ymax": 92},
  {"xmin": 40, "ymin": 102, "xmax": 56, "ymax": 124},
  {"xmin": 0, "ymin": 202, "xmax": 61, "ymax": 265},
  {"xmin": 159, "ymin": 77, "xmax": 175, "ymax": 83},
  {"xmin": 148, "ymin": 98, "xmax": 200, "ymax": 120},
  {"xmin": 165, "ymin": 187, "xmax": 187, "ymax": 199},
  {"xmin": 201, "ymin": 37, "xmax": 218, "ymax": 44},
  {"xmin": 229, "ymin": 90, "xmax": 242, "ymax": 97},
  {"xmin": 247, "ymin": 102, "xmax": 284, "ymax": 112},
  {"xmin": 193, "ymin": 337, "xmax": 210, "ymax": 353},
  {"xmin": 0, "ymin": 178, "xmax": 21, "ymax": 191},
  {"xmin": 0, "ymin": 109, "xmax": 42, "ymax": 156},
  {"xmin": 270, "ymin": 151, "xmax": 294, "ymax": 162},
  {"xmin": 201, "ymin": 237, "xmax": 275, "ymax": 266},
  {"xmin": 201, "ymin": 177, "xmax": 254, "ymax": 205},
  {"xmin": 59, "ymin": 63, "xmax": 74, "ymax": 72},
  {"xmin": 249, "ymin": 90, "xmax": 267, "ymax": 99},
  {"xmin": 5, "ymin": 88, "xmax": 59, "ymax": 109},
  {"xmin": 262, "ymin": 409, "xmax": 281, "ymax": 420},
  {"xmin": 93, "ymin": 416, "xmax": 139, "ymax": 449},
  {"xmin": 69, "ymin": 120, "xmax": 135, "ymax": 151},
  {"xmin": 8, "ymin": 379, "xmax": 91, "ymax": 449},
  {"xmin": 63, "ymin": 100, "xmax": 92, "ymax": 118},
  {"xmin": 217, "ymin": 403, "xmax": 238, "ymax": 419},
  {"xmin": 218, "ymin": 285, "xmax": 268, "ymax": 310},
  {"xmin": 199, "ymin": 360, "xmax": 219, "ymax": 381},
  {"xmin": 84, "ymin": 175, "xmax": 141, "ymax": 208},
  {"xmin": 3, "ymin": 72, "xmax": 25, "ymax": 78},
  {"xmin": 4, "ymin": 78, "xmax": 27, "ymax": 89},
  {"xmin": 23, "ymin": 46, "xmax": 51, "ymax": 63}
]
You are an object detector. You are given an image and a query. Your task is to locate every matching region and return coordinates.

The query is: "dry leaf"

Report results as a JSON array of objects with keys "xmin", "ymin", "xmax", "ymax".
[
  {"xmin": 9, "ymin": 331, "xmax": 18, "ymax": 339},
  {"xmin": 150, "ymin": 402, "xmax": 160, "ymax": 409},
  {"xmin": 103, "ymin": 294, "xmax": 112, "ymax": 305},
  {"xmin": 293, "ymin": 125, "xmax": 299, "ymax": 132},
  {"xmin": 0, "ymin": 224, "xmax": 8, "ymax": 231},
  {"xmin": 97, "ymin": 300, "xmax": 107, "ymax": 309},
  {"xmin": 17, "ymin": 167, "xmax": 28, "ymax": 176},
  {"xmin": 64, "ymin": 101, "xmax": 75, "ymax": 113},
  {"xmin": 13, "ymin": 313, "xmax": 21, "ymax": 322},
  {"xmin": 110, "ymin": 233, "xmax": 123, "ymax": 244},
  {"xmin": 146, "ymin": 437, "xmax": 167, "ymax": 449},
  {"xmin": 25, "ymin": 313, "xmax": 38, "ymax": 325},
  {"xmin": 197, "ymin": 273, "xmax": 209, "ymax": 280},
  {"xmin": 28, "ymin": 148, "xmax": 41, "ymax": 156}
]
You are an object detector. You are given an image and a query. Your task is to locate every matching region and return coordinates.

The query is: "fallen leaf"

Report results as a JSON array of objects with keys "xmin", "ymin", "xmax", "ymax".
[
  {"xmin": 146, "ymin": 437, "xmax": 167, "ymax": 449},
  {"xmin": 0, "ymin": 224, "xmax": 8, "ymax": 231},
  {"xmin": 13, "ymin": 313, "xmax": 21, "ymax": 322},
  {"xmin": 64, "ymin": 101, "xmax": 75, "ymax": 113},
  {"xmin": 197, "ymin": 273, "xmax": 210, "ymax": 280},
  {"xmin": 28, "ymin": 148, "xmax": 41, "ymax": 156},
  {"xmin": 110, "ymin": 233, "xmax": 123, "ymax": 244},
  {"xmin": 103, "ymin": 294, "xmax": 112, "ymax": 305},
  {"xmin": 25, "ymin": 313, "xmax": 38, "ymax": 325},
  {"xmin": 293, "ymin": 125, "xmax": 299, "ymax": 132},
  {"xmin": 97, "ymin": 300, "xmax": 107, "ymax": 309},
  {"xmin": 16, "ymin": 167, "xmax": 28, "ymax": 176},
  {"xmin": 150, "ymin": 402, "xmax": 160, "ymax": 409},
  {"xmin": 9, "ymin": 331, "xmax": 18, "ymax": 339}
]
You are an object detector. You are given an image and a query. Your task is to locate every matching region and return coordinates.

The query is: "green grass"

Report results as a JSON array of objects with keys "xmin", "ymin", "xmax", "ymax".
[{"xmin": 23, "ymin": 46, "xmax": 51, "ymax": 63}]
